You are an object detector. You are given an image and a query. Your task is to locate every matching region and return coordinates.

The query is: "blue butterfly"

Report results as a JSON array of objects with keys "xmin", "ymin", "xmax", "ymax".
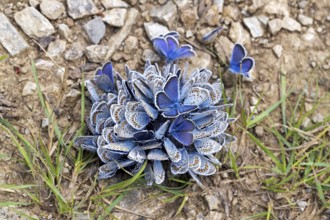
[
  {"xmin": 229, "ymin": 43, "xmax": 255, "ymax": 78},
  {"xmin": 202, "ymin": 27, "xmax": 223, "ymax": 43},
  {"xmin": 155, "ymin": 75, "xmax": 197, "ymax": 118},
  {"xmin": 94, "ymin": 62, "xmax": 115, "ymax": 92},
  {"xmin": 168, "ymin": 115, "xmax": 195, "ymax": 146},
  {"xmin": 152, "ymin": 34, "xmax": 196, "ymax": 63}
]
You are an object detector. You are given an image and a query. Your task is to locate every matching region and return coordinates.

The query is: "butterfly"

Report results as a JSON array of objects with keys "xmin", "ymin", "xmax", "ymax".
[
  {"xmin": 155, "ymin": 75, "xmax": 197, "ymax": 118},
  {"xmin": 168, "ymin": 115, "xmax": 195, "ymax": 146},
  {"xmin": 229, "ymin": 43, "xmax": 255, "ymax": 78},
  {"xmin": 152, "ymin": 34, "xmax": 196, "ymax": 63},
  {"xmin": 94, "ymin": 62, "xmax": 115, "ymax": 92},
  {"xmin": 201, "ymin": 27, "xmax": 223, "ymax": 43}
]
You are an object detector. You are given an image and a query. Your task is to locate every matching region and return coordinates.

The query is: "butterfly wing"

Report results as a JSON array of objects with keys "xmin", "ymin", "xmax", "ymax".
[
  {"xmin": 229, "ymin": 43, "xmax": 247, "ymax": 74},
  {"xmin": 240, "ymin": 57, "xmax": 255, "ymax": 78}
]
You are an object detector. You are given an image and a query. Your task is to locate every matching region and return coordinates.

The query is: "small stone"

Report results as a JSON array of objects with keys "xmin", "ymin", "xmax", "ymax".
[
  {"xmin": 255, "ymin": 126, "xmax": 264, "ymax": 137},
  {"xmin": 101, "ymin": 0, "xmax": 129, "ymax": 9},
  {"xmin": 214, "ymin": 0, "xmax": 224, "ymax": 13},
  {"xmin": 56, "ymin": 67, "xmax": 65, "ymax": 82},
  {"xmin": 205, "ymin": 211, "xmax": 224, "ymax": 220},
  {"xmin": 327, "ymin": 16, "xmax": 330, "ymax": 22},
  {"xmin": 150, "ymin": 1, "xmax": 177, "ymax": 27},
  {"xmin": 215, "ymin": 36, "xmax": 233, "ymax": 63},
  {"xmin": 29, "ymin": 0, "xmax": 40, "ymax": 7},
  {"xmin": 84, "ymin": 17, "xmax": 106, "ymax": 44},
  {"xmin": 298, "ymin": 0, "xmax": 308, "ymax": 9},
  {"xmin": 0, "ymin": 13, "xmax": 29, "ymax": 56},
  {"xmin": 202, "ymin": 5, "xmax": 221, "ymax": 26},
  {"xmin": 158, "ymin": 0, "xmax": 167, "ymax": 4},
  {"xmin": 103, "ymin": 9, "xmax": 127, "ymax": 27},
  {"xmin": 35, "ymin": 59, "xmax": 54, "ymax": 70},
  {"xmin": 65, "ymin": 89, "xmax": 81, "ymax": 103},
  {"xmin": 305, "ymin": 103, "xmax": 313, "ymax": 112},
  {"xmin": 41, "ymin": 118, "xmax": 49, "ymax": 128},
  {"xmin": 272, "ymin": 44, "xmax": 283, "ymax": 58},
  {"xmin": 58, "ymin": 24, "xmax": 72, "ymax": 41},
  {"xmin": 85, "ymin": 45, "xmax": 110, "ymax": 63},
  {"xmin": 124, "ymin": 36, "xmax": 138, "ymax": 53},
  {"xmin": 301, "ymin": 118, "xmax": 310, "ymax": 129},
  {"xmin": 282, "ymin": 17, "xmax": 302, "ymax": 32},
  {"xmin": 229, "ymin": 22, "xmax": 251, "ymax": 45},
  {"xmin": 144, "ymin": 22, "xmax": 169, "ymax": 40},
  {"xmin": 180, "ymin": 8, "xmax": 198, "ymax": 29},
  {"xmin": 323, "ymin": 64, "xmax": 330, "ymax": 70},
  {"xmin": 173, "ymin": 0, "xmax": 191, "ymax": 9},
  {"xmin": 257, "ymin": 15, "xmax": 269, "ymax": 26},
  {"xmin": 204, "ymin": 195, "xmax": 220, "ymax": 211},
  {"xmin": 263, "ymin": 0, "xmax": 289, "ymax": 17},
  {"xmin": 250, "ymin": 96, "xmax": 258, "ymax": 105},
  {"xmin": 40, "ymin": 0, "xmax": 65, "ymax": 20},
  {"xmin": 67, "ymin": 0, "xmax": 98, "ymax": 19},
  {"xmin": 196, "ymin": 213, "xmax": 204, "ymax": 220},
  {"xmin": 298, "ymin": 14, "xmax": 313, "ymax": 26},
  {"xmin": 14, "ymin": 7, "xmax": 55, "ymax": 39},
  {"xmin": 189, "ymin": 51, "xmax": 212, "ymax": 70},
  {"xmin": 22, "ymin": 81, "xmax": 37, "ymax": 96},
  {"xmin": 302, "ymin": 27, "xmax": 324, "ymax": 49},
  {"xmin": 47, "ymin": 39, "xmax": 66, "ymax": 57},
  {"xmin": 142, "ymin": 49, "xmax": 160, "ymax": 62},
  {"xmin": 310, "ymin": 61, "xmax": 316, "ymax": 68},
  {"xmin": 312, "ymin": 113, "xmax": 324, "ymax": 123},
  {"xmin": 186, "ymin": 30, "xmax": 194, "ymax": 38},
  {"xmin": 64, "ymin": 43, "xmax": 85, "ymax": 61},
  {"xmin": 268, "ymin": 19, "xmax": 282, "ymax": 35},
  {"xmin": 297, "ymin": 200, "xmax": 308, "ymax": 211},
  {"xmin": 223, "ymin": 5, "xmax": 241, "ymax": 21},
  {"xmin": 243, "ymin": 16, "xmax": 265, "ymax": 38}
]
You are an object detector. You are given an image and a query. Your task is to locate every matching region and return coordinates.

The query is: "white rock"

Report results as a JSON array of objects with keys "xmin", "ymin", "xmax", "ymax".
[
  {"xmin": 264, "ymin": 0, "xmax": 289, "ymax": 17},
  {"xmin": 302, "ymin": 27, "xmax": 324, "ymax": 48},
  {"xmin": 268, "ymin": 19, "xmax": 282, "ymax": 35},
  {"xmin": 150, "ymin": 1, "xmax": 177, "ymax": 27},
  {"xmin": 14, "ymin": 7, "xmax": 55, "ymax": 39},
  {"xmin": 229, "ymin": 22, "xmax": 251, "ymax": 45},
  {"xmin": 85, "ymin": 45, "xmax": 110, "ymax": 63},
  {"xmin": 173, "ymin": 0, "xmax": 192, "ymax": 9},
  {"xmin": 0, "ymin": 13, "xmax": 29, "ymax": 56},
  {"xmin": 272, "ymin": 44, "xmax": 283, "ymax": 58},
  {"xmin": 105, "ymin": 8, "xmax": 139, "ymax": 60},
  {"xmin": 40, "ymin": 0, "xmax": 65, "ymax": 20},
  {"xmin": 205, "ymin": 211, "xmax": 224, "ymax": 220},
  {"xmin": 41, "ymin": 118, "xmax": 49, "ymax": 128},
  {"xmin": 205, "ymin": 195, "xmax": 220, "ymax": 211},
  {"xmin": 243, "ymin": 17, "xmax": 265, "ymax": 38},
  {"xmin": 101, "ymin": 0, "xmax": 129, "ymax": 8},
  {"xmin": 214, "ymin": 0, "xmax": 224, "ymax": 13},
  {"xmin": 297, "ymin": 200, "xmax": 308, "ymax": 211},
  {"xmin": 103, "ymin": 8, "xmax": 127, "ymax": 27},
  {"xmin": 29, "ymin": 0, "xmax": 40, "ymax": 7},
  {"xmin": 282, "ymin": 17, "xmax": 302, "ymax": 32},
  {"xmin": 124, "ymin": 36, "xmax": 138, "ymax": 53},
  {"xmin": 312, "ymin": 113, "xmax": 324, "ymax": 123},
  {"xmin": 142, "ymin": 49, "xmax": 161, "ymax": 62},
  {"xmin": 47, "ymin": 39, "xmax": 66, "ymax": 57},
  {"xmin": 64, "ymin": 43, "xmax": 85, "ymax": 60},
  {"xmin": 298, "ymin": 14, "xmax": 313, "ymax": 26},
  {"xmin": 144, "ymin": 22, "xmax": 169, "ymax": 40},
  {"xmin": 257, "ymin": 15, "xmax": 269, "ymax": 26},
  {"xmin": 215, "ymin": 36, "xmax": 234, "ymax": 62},
  {"xmin": 22, "ymin": 81, "xmax": 37, "ymax": 96},
  {"xmin": 58, "ymin": 24, "xmax": 72, "ymax": 41},
  {"xmin": 84, "ymin": 17, "xmax": 106, "ymax": 44},
  {"xmin": 67, "ymin": 0, "xmax": 98, "ymax": 19},
  {"xmin": 35, "ymin": 59, "xmax": 54, "ymax": 70}
]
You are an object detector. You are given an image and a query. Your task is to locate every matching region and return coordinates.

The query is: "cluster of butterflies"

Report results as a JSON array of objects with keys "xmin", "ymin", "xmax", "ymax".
[{"xmin": 75, "ymin": 30, "xmax": 254, "ymax": 187}]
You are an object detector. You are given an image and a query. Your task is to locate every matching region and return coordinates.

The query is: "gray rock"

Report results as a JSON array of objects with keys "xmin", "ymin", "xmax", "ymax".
[
  {"xmin": 14, "ymin": 7, "xmax": 55, "ymax": 39},
  {"xmin": 215, "ymin": 36, "xmax": 233, "ymax": 62},
  {"xmin": 29, "ymin": 0, "xmax": 40, "ymax": 7},
  {"xmin": 124, "ymin": 36, "xmax": 138, "ymax": 53},
  {"xmin": 263, "ymin": 0, "xmax": 289, "ymax": 17},
  {"xmin": 41, "ymin": 118, "xmax": 49, "ymax": 128},
  {"xmin": 0, "ymin": 13, "xmax": 29, "ymax": 56},
  {"xmin": 101, "ymin": 0, "xmax": 129, "ymax": 8},
  {"xmin": 202, "ymin": 5, "xmax": 221, "ymax": 26},
  {"xmin": 173, "ymin": 0, "xmax": 192, "ymax": 9},
  {"xmin": 65, "ymin": 89, "xmax": 81, "ymax": 103},
  {"xmin": 312, "ymin": 113, "xmax": 324, "ymax": 123},
  {"xmin": 22, "ymin": 81, "xmax": 37, "ymax": 96},
  {"xmin": 243, "ymin": 17, "xmax": 265, "ymax": 38},
  {"xmin": 84, "ymin": 17, "xmax": 106, "ymax": 44},
  {"xmin": 223, "ymin": 5, "xmax": 240, "ymax": 21},
  {"xmin": 47, "ymin": 39, "xmax": 66, "ymax": 57},
  {"xmin": 272, "ymin": 44, "xmax": 283, "ymax": 58},
  {"xmin": 268, "ymin": 19, "xmax": 282, "ymax": 35},
  {"xmin": 103, "ymin": 8, "xmax": 127, "ymax": 27},
  {"xmin": 142, "ymin": 49, "xmax": 161, "ymax": 62},
  {"xmin": 35, "ymin": 59, "xmax": 54, "ymax": 70},
  {"xmin": 255, "ymin": 126, "xmax": 264, "ymax": 137},
  {"xmin": 180, "ymin": 8, "xmax": 198, "ymax": 29},
  {"xmin": 58, "ymin": 23, "xmax": 72, "ymax": 41},
  {"xmin": 67, "ymin": 0, "xmax": 98, "ymax": 19},
  {"xmin": 85, "ymin": 45, "xmax": 110, "ymax": 63},
  {"xmin": 64, "ymin": 42, "xmax": 84, "ymax": 60},
  {"xmin": 105, "ymin": 8, "xmax": 139, "ymax": 60},
  {"xmin": 282, "ymin": 17, "xmax": 302, "ymax": 32},
  {"xmin": 298, "ymin": 14, "xmax": 313, "ymax": 26},
  {"xmin": 205, "ymin": 211, "xmax": 224, "ymax": 220},
  {"xmin": 40, "ymin": 0, "xmax": 65, "ymax": 20},
  {"xmin": 204, "ymin": 195, "xmax": 220, "ymax": 211},
  {"xmin": 214, "ymin": 0, "xmax": 224, "ymax": 13},
  {"xmin": 196, "ymin": 213, "xmax": 205, "ymax": 220},
  {"xmin": 229, "ymin": 22, "xmax": 251, "ymax": 45},
  {"xmin": 150, "ymin": 1, "xmax": 177, "ymax": 27},
  {"xmin": 257, "ymin": 15, "xmax": 269, "ymax": 26},
  {"xmin": 144, "ymin": 22, "xmax": 169, "ymax": 40},
  {"xmin": 298, "ymin": 0, "xmax": 309, "ymax": 9}
]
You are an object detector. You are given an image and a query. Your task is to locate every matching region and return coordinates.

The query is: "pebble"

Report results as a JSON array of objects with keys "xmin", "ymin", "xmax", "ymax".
[
  {"xmin": 214, "ymin": 0, "xmax": 224, "ymax": 13},
  {"xmin": 67, "ymin": 0, "xmax": 98, "ymax": 19},
  {"xmin": 298, "ymin": 0, "xmax": 309, "ymax": 9},
  {"xmin": 268, "ymin": 19, "xmax": 282, "ymax": 35},
  {"xmin": 257, "ymin": 15, "xmax": 269, "ymax": 26},
  {"xmin": 124, "ymin": 36, "xmax": 138, "ymax": 53},
  {"xmin": 243, "ymin": 16, "xmax": 265, "ymax": 38},
  {"xmin": 297, "ymin": 200, "xmax": 308, "ymax": 211},
  {"xmin": 144, "ymin": 22, "xmax": 169, "ymax": 40},
  {"xmin": 263, "ymin": 0, "xmax": 289, "ymax": 17},
  {"xmin": 0, "ymin": 13, "xmax": 29, "ymax": 56},
  {"xmin": 101, "ymin": 0, "xmax": 129, "ymax": 9},
  {"xmin": 65, "ymin": 89, "xmax": 81, "ymax": 103},
  {"xmin": 255, "ymin": 126, "xmax": 264, "ymax": 137},
  {"xmin": 189, "ymin": 51, "xmax": 212, "ymax": 70},
  {"xmin": 272, "ymin": 44, "xmax": 283, "ymax": 58},
  {"xmin": 202, "ymin": 5, "xmax": 221, "ymax": 26},
  {"xmin": 205, "ymin": 211, "xmax": 224, "ymax": 220},
  {"xmin": 249, "ymin": 96, "xmax": 258, "ymax": 105},
  {"xmin": 180, "ymin": 8, "xmax": 198, "ymax": 29},
  {"xmin": 142, "ymin": 49, "xmax": 161, "ymax": 62},
  {"xmin": 58, "ymin": 24, "xmax": 72, "ymax": 41},
  {"xmin": 40, "ymin": 0, "xmax": 65, "ymax": 20},
  {"xmin": 35, "ymin": 59, "xmax": 54, "ymax": 70},
  {"xmin": 85, "ymin": 45, "xmax": 110, "ymax": 63},
  {"xmin": 105, "ymin": 8, "xmax": 139, "ymax": 60},
  {"xmin": 223, "ymin": 5, "xmax": 241, "ymax": 21},
  {"xmin": 22, "ymin": 81, "xmax": 37, "ymax": 96},
  {"xmin": 282, "ymin": 17, "xmax": 302, "ymax": 32},
  {"xmin": 41, "ymin": 118, "xmax": 49, "ymax": 128},
  {"xmin": 29, "ymin": 0, "xmax": 40, "ymax": 7},
  {"xmin": 196, "ymin": 213, "xmax": 204, "ymax": 220},
  {"xmin": 150, "ymin": 1, "xmax": 177, "ymax": 27},
  {"xmin": 14, "ymin": 7, "xmax": 55, "ymax": 39},
  {"xmin": 64, "ymin": 43, "xmax": 85, "ymax": 60},
  {"xmin": 302, "ymin": 27, "xmax": 324, "ymax": 49},
  {"xmin": 215, "ymin": 36, "xmax": 233, "ymax": 63},
  {"xmin": 298, "ymin": 14, "xmax": 313, "ymax": 26},
  {"xmin": 103, "ymin": 9, "xmax": 127, "ymax": 27},
  {"xmin": 84, "ymin": 17, "xmax": 106, "ymax": 44},
  {"xmin": 229, "ymin": 22, "xmax": 251, "ymax": 45},
  {"xmin": 312, "ymin": 113, "xmax": 324, "ymax": 123},
  {"xmin": 204, "ymin": 195, "xmax": 220, "ymax": 211},
  {"xmin": 47, "ymin": 39, "xmax": 66, "ymax": 57}
]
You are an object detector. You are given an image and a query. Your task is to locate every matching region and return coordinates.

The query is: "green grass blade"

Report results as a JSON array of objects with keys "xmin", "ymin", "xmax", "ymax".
[
  {"xmin": 104, "ymin": 193, "xmax": 126, "ymax": 215},
  {"xmin": 175, "ymin": 195, "xmax": 188, "ymax": 217},
  {"xmin": 0, "ymin": 202, "xmax": 29, "ymax": 207}
]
